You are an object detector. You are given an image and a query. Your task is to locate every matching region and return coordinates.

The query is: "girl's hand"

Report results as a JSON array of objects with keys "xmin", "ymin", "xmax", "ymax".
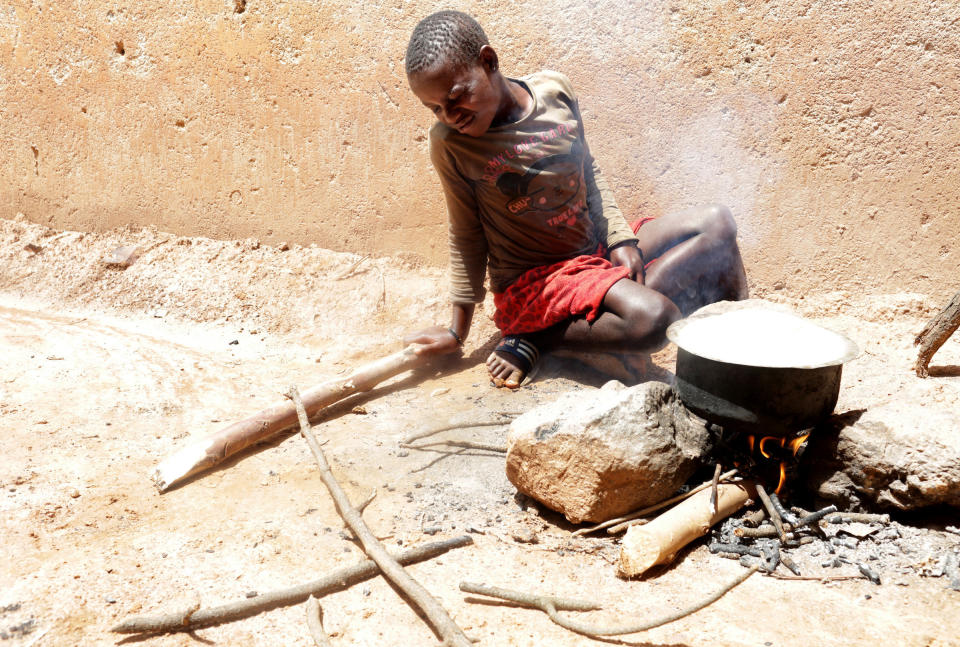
[
  {"xmin": 403, "ymin": 326, "xmax": 463, "ymax": 356},
  {"xmin": 609, "ymin": 244, "xmax": 646, "ymax": 284}
]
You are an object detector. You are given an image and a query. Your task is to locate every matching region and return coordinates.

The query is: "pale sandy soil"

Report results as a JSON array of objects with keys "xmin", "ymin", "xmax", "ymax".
[{"xmin": 1, "ymin": 217, "xmax": 958, "ymax": 646}]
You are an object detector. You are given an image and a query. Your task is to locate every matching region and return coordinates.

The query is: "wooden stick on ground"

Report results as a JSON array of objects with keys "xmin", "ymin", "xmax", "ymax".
[
  {"xmin": 619, "ymin": 480, "xmax": 757, "ymax": 577},
  {"xmin": 915, "ymin": 290, "xmax": 960, "ymax": 377},
  {"xmin": 305, "ymin": 595, "xmax": 332, "ymax": 647},
  {"xmin": 110, "ymin": 535, "xmax": 473, "ymax": 634},
  {"xmin": 461, "ymin": 566, "xmax": 758, "ymax": 638},
  {"xmin": 153, "ymin": 346, "xmax": 425, "ymax": 491},
  {"xmin": 288, "ymin": 386, "xmax": 472, "ymax": 647},
  {"xmin": 571, "ymin": 469, "xmax": 738, "ymax": 537}
]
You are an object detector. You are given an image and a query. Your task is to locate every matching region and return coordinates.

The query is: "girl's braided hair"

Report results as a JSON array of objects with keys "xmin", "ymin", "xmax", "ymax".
[{"xmin": 405, "ymin": 10, "xmax": 489, "ymax": 77}]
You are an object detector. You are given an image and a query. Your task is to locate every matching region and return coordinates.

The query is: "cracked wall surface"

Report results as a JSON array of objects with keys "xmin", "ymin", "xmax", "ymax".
[{"xmin": 1, "ymin": 1, "xmax": 958, "ymax": 297}]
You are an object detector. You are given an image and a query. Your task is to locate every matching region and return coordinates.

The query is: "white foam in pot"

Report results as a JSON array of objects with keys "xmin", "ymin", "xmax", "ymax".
[{"xmin": 670, "ymin": 308, "xmax": 854, "ymax": 368}]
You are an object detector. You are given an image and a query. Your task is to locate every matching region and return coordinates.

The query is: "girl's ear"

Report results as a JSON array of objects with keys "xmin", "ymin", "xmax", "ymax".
[{"xmin": 479, "ymin": 44, "xmax": 499, "ymax": 73}]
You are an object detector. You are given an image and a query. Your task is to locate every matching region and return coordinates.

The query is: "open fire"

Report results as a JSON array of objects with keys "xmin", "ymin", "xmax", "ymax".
[{"xmin": 744, "ymin": 431, "xmax": 811, "ymax": 494}]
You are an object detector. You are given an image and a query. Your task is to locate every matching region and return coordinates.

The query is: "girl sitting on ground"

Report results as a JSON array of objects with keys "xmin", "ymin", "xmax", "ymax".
[{"xmin": 402, "ymin": 10, "xmax": 748, "ymax": 388}]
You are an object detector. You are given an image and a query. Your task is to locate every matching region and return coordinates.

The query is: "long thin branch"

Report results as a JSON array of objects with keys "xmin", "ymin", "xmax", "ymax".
[
  {"xmin": 767, "ymin": 573, "xmax": 864, "ymax": 582},
  {"xmin": 460, "ymin": 583, "xmax": 602, "ymax": 612},
  {"xmin": 110, "ymin": 535, "xmax": 473, "ymax": 634},
  {"xmin": 403, "ymin": 440, "xmax": 507, "ymax": 453},
  {"xmin": 401, "ymin": 419, "xmax": 514, "ymax": 445},
  {"xmin": 572, "ymin": 469, "xmax": 738, "ymax": 537},
  {"xmin": 460, "ymin": 566, "xmax": 758, "ymax": 638},
  {"xmin": 289, "ymin": 386, "xmax": 472, "ymax": 647}
]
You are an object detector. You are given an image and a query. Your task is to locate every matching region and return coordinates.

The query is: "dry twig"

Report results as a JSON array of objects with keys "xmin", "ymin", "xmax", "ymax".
[
  {"xmin": 356, "ymin": 489, "xmax": 377, "ymax": 514},
  {"xmin": 334, "ymin": 255, "xmax": 370, "ymax": 280},
  {"xmin": 710, "ymin": 463, "xmax": 723, "ymax": 515},
  {"xmin": 755, "ymin": 483, "xmax": 788, "ymax": 542},
  {"xmin": 109, "ymin": 535, "xmax": 473, "ymax": 634},
  {"xmin": 742, "ymin": 508, "xmax": 767, "ymax": 527},
  {"xmin": 460, "ymin": 566, "xmax": 758, "ymax": 638},
  {"xmin": 735, "ymin": 525, "xmax": 781, "ymax": 539},
  {"xmin": 305, "ymin": 596, "xmax": 332, "ymax": 647},
  {"xmin": 401, "ymin": 418, "xmax": 514, "ymax": 445},
  {"xmin": 767, "ymin": 573, "xmax": 866, "ymax": 582},
  {"xmin": 404, "ymin": 439, "xmax": 507, "ymax": 453},
  {"xmin": 289, "ymin": 386, "xmax": 472, "ymax": 647},
  {"xmin": 826, "ymin": 512, "xmax": 890, "ymax": 524}
]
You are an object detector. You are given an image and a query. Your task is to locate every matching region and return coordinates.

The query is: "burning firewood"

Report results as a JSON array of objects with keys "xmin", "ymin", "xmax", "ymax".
[
  {"xmin": 618, "ymin": 480, "xmax": 757, "ymax": 577},
  {"xmin": 914, "ymin": 290, "xmax": 960, "ymax": 377}
]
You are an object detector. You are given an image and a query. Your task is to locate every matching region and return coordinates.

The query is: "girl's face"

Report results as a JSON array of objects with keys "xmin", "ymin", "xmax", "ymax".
[{"xmin": 408, "ymin": 53, "xmax": 503, "ymax": 137}]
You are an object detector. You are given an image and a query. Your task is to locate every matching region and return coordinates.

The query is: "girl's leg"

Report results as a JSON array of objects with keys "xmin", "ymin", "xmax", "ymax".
[
  {"xmin": 488, "ymin": 204, "xmax": 747, "ymax": 386},
  {"xmin": 636, "ymin": 203, "xmax": 748, "ymax": 313},
  {"xmin": 487, "ymin": 279, "xmax": 681, "ymax": 386}
]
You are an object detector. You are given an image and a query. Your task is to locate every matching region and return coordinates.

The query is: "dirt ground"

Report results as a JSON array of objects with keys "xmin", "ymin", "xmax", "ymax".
[{"xmin": 1, "ymin": 217, "xmax": 958, "ymax": 646}]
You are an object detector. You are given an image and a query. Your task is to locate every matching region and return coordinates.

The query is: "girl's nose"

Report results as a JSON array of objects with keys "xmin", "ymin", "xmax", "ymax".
[{"xmin": 439, "ymin": 107, "xmax": 456, "ymax": 125}]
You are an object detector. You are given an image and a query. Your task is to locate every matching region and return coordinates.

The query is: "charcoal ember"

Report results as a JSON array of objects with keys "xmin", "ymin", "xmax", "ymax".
[
  {"xmin": 716, "ymin": 517, "xmax": 747, "ymax": 544},
  {"xmin": 757, "ymin": 539, "xmax": 781, "ymax": 572},
  {"xmin": 780, "ymin": 553, "xmax": 802, "ymax": 576},
  {"xmin": 709, "ymin": 542, "xmax": 760, "ymax": 558},
  {"xmin": 831, "ymin": 536, "xmax": 859, "ymax": 550},
  {"xmin": 858, "ymin": 563, "xmax": 882, "ymax": 584}
]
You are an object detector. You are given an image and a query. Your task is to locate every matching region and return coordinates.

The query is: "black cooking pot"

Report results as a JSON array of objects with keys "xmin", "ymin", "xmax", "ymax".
[{"xmin": 666, "ymin": 302, "xmax": 859, "ymax": 437}]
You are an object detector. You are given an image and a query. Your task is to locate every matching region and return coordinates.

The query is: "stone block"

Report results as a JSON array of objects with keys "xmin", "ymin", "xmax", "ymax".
[
  {"xmin": 505, "ymin": 381, "xmax": 712, "ymax": 524},
  {"xmin": 803, "ymin": 403, "xmax": 960, "ymax": 510}
]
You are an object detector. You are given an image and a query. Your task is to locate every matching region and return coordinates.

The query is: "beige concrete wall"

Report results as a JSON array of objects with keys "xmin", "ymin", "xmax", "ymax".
[{"xmin": 2, "ymin": 1, "xmax": 958, "ymax": 298}]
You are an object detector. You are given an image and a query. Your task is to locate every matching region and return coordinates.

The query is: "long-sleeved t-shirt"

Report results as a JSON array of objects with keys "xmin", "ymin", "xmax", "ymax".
[{"xmin": 428, "ymin": 70, "xmax": 638, "ymax": 304}]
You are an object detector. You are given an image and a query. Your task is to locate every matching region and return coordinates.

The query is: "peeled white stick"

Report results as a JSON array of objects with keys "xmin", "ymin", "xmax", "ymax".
[
  {"xmin": 618, "ymin": 480, "xmax": 757, "ymax": 577},
  {"xmin": 153, "ymin": 346, "xmax": 424, "ymax": 492}
]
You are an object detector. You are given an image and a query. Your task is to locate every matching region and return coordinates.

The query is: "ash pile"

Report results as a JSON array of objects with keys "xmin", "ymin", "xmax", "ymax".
[{"xmin": 711, "ymin": 498, "xmax": 960, "ymax": 589}]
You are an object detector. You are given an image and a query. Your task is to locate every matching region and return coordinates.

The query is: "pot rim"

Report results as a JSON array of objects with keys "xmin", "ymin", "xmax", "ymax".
[{"xmin": 666, "ymin": 302, "xmax": 860, "ymax": 369}]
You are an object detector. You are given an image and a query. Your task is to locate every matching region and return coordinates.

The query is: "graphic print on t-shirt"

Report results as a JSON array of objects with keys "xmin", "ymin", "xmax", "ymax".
[{"xmin": 495, "ymin": 138, "xmax": 585, "ymax": 228}]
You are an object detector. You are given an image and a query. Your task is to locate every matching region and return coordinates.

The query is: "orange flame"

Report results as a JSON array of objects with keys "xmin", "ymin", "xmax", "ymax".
[
  {"xmin": 747, "ymin": 435, "xmax": 755, "ymax": 453},
  {"xmin": 775, "ymin": 461, "xmax": 787, "ymax": 494},
  {"xmin": 788, "ymin": 432, "xmax": 810, "ymax": 456},
  {"xmin": 758, "ymin": 436, "xmax": 784, "ymax": 459}
]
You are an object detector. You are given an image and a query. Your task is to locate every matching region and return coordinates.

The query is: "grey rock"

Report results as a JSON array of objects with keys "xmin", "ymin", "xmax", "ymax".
[
  {"xmin": 505, "ymin": 381, "xmax": 712, "ymax": 524},
  {"xmin": 804, "ymin": 403, "xmax": 960, "ymax": 511}
]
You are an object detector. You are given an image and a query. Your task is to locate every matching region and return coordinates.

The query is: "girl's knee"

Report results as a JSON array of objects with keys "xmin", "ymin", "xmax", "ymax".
[
  {"xmin": 623, "ymin": 293, "xmax": 681, "ymax": 340},
  {"xmin": 703, "ymin": 203, "xmax": 737, "ymax": 241}
]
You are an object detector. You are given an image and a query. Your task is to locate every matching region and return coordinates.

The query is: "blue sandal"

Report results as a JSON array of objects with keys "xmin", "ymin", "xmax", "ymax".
[{"xmin": 493, "ymin": 336, "xmax": 540, "ymax": 380}]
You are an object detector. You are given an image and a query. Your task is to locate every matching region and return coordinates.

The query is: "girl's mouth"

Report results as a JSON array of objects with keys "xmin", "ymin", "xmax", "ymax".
[{"xmin": 456, "ymin": 114, "xmax": 475, "ymax": 132}]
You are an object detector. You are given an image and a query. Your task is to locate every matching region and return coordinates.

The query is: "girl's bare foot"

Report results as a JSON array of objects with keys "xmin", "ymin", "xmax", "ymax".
[{"xmin": 486, "ymin": 336, "xmax": 539, "ymax": 388}]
